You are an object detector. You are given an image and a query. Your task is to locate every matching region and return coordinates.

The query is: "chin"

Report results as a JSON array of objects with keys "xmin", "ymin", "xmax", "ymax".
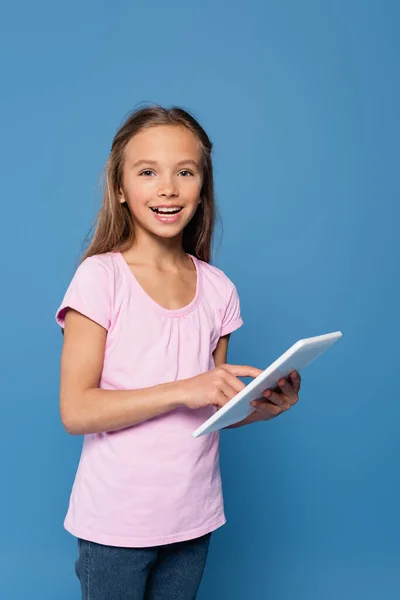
[{"xmin": 151, "ymin": 226, "xmax": 185, "ymax": 239}]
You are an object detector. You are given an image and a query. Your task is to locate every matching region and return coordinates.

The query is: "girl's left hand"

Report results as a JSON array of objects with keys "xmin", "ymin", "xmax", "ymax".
[{"xmin": 250, "ymin": 370, "xmax": 301, "ymax": 421}]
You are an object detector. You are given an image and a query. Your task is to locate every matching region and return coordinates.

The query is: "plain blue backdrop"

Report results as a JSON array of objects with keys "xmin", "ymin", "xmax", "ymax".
[{"xmin": 1, "ymin": 1, "xmax": 399, "ymax": 598}]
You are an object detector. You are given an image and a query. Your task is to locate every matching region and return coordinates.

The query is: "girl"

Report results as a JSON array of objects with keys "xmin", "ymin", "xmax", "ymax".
[{"xmin": 56, "ymin": 105, "xmax": 301, "ymax": 600}]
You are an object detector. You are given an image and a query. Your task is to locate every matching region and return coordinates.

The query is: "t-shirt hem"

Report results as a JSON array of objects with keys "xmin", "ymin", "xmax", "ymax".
[
  {"xmin": 55, "ymin": 303, "xmax": 109, "ymax": 331},
  {"xmin": 220, "ymin": 317, "xmax": 243, "ymax": 337},
  {"xmin": 64, "ymin": 513, "xmax": 227, "ymax": 548}
]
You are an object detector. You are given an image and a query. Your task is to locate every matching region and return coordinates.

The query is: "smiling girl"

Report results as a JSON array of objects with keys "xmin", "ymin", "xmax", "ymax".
[{"xmin": 56, "ymin": 105, "xmax": 301, "ymax": 600}]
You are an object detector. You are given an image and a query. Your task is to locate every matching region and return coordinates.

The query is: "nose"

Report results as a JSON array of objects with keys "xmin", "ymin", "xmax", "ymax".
[{"xmin": 157, "ymin": 174, "xmax": 178, "ymax": 198}]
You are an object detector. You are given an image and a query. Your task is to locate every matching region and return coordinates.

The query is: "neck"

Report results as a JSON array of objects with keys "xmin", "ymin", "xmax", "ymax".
[{"xmin": 122, "ymin": 230, "xmax": 189, "ymax": 268}]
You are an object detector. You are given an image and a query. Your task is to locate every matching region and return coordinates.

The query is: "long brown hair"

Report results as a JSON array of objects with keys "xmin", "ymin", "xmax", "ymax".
[{"xmin": 82, "ymin": 104, "xmax": 218, "ymax": 263}]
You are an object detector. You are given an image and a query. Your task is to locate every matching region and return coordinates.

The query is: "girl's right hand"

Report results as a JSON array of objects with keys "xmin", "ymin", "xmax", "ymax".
[{"xmin": 177, "ymin": 364, "xmax": 263, "ymax": 410}]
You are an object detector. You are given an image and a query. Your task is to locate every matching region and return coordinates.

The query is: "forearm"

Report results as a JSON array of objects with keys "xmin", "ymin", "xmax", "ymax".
[{"xmin": 61, "ymin": 381, "xmax": 184, "ymax": 435}]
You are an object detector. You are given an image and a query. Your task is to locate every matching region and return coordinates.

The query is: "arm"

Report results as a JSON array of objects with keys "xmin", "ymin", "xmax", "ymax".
[
  {"xmin": 60, "ymin": 309, "xmax": 184, "ymax": 435},
  {"xmin": 60, "ymin": 310, "xmax": 262, "ymax": 436},
  {"xmin": 212, "ymin": 334, "xmax": 259, "ymax": 429}
]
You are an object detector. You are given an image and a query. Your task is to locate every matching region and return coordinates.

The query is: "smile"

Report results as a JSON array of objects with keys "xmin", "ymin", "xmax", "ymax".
[{"xmin": 150, "ymin": 206, "xmax": 183, "ymax": 215}]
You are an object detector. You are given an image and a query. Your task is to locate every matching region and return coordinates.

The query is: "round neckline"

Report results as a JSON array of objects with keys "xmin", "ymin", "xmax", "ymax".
[{"xmin": 116, "ymin": 251, "xmax": 202, "ymax": 317}]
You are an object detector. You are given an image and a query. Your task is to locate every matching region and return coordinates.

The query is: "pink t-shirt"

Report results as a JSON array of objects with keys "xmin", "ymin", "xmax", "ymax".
[{"xmin": 56, "ymin": 251, "xmax": 243, "ymax": 548}]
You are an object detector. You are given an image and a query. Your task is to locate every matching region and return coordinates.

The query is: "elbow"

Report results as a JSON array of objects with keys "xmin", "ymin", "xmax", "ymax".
[
  {"xmin": 60, "ymin": 397, "xmax": 85, "ymax": 436},
  {"xmin": 63, "ymin": 423, "xmax": 81, "ymax": 436},
  {"xmin": 61, "ymin": 413, "xmax": 82, "ymax": 435}
]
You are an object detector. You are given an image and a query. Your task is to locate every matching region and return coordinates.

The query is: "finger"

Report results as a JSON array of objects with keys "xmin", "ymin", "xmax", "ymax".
[
  {"xmin": 223, "ymin": 372, "xmax": 247, "ymax": 394},
  {"xmin": 216, "ymin": 372, "xmax": 246, "ymax": 406},
  {"xmin": 276, "ymin": 377, "xmax": 297, "ymax": 401},
  {"xmin": 220, "ymin": 382, "xmax": 241, "ymax": 403},
  {"xmin": 289, "ymin": 370, "xmax": 301, "ymax": 392},
  {"xmin": 251, "ymin": 399, "xmax": 283, "ymax": 416},
  {"xmin": 214, "ymin": 391, "xmax": 230, "ymax": 409},
  {"xmin": 262, "ymin": 389, "xmax": 289, "ymax": 408},
  {"xmin": 223, "ymin": 364, "xmax": 263, "ymax": 379}
]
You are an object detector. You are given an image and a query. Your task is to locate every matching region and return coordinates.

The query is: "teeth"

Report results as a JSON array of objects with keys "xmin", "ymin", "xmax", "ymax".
[{"xmin": 151, "ymin": 207, "xmax": 182, "ymax": 215}]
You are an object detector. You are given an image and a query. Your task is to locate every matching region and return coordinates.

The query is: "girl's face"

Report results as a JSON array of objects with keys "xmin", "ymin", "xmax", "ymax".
[{"xmin": 120, "ymin": 125, "xmax": 203, "ymax": 241}]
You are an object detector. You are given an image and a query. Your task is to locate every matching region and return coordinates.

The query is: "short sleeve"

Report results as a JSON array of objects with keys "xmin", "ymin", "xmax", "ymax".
[
  {"xmin": 220, "ymin": 278, "xmax": 243, "ymax": 337},
  {"xmin": 55, "ymin": 256, "xmax": 112, "ymax": 331}
]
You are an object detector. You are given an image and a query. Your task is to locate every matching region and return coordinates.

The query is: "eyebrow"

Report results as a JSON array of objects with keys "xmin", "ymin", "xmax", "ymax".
[{"xmin": 132, "ymin": 159, "xmax": 200, "ymax": 169}]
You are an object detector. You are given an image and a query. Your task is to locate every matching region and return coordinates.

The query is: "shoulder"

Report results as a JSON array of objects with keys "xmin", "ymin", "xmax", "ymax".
[
  {"xmin": 78, "ymin": 252, "xmax": 117, "ymax": 275},
  {"xmin": 70, "ymin": 252, "xmax": 121, "ymax": 288},
  {"xmin": 56, "ymin": 253, "xmax": 118, "ymax": 330},
  {"xmin": 61, "ymin": 252, "xmax": 121, "ymax": 301},
  {"xmin": 195, "ymin": 257, "xmax": 238, "ymax": 296},
  {"xmin": 195, "ymin": 257, "xmax": 243, "ymax": 336}
]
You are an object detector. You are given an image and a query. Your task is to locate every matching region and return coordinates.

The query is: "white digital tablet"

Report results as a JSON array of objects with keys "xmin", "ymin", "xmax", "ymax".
[{"xmin": 192, "ymin": 331, "xmax": 342, "ymax": 438}]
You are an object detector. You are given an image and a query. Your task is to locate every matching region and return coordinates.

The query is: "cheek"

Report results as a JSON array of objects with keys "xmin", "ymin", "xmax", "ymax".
[
  {"xmin": 124, "ymin": 182, "xmax": 154, "ymax": 211},
  {"xmin": 183, "ymin": 179, "xmax": 202, "ymax": 201}
]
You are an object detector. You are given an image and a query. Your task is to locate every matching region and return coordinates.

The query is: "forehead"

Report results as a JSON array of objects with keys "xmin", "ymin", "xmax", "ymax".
[{"xmin": 124, "ymin": 125, "xmax": 201, "ymax": 162}]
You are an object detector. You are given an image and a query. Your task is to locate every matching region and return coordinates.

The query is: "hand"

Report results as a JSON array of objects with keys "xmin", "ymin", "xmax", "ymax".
[
  {"xmin": 249, "ymin": 370, "xmax": 301, "ymax": 422},
  {"xmin": 178, "ymin": 364, "xmax": 263, "ymax": 410}
]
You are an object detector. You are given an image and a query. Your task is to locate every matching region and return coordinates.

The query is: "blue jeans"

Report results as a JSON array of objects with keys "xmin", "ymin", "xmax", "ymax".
[{"xmin": 75, "ymin": 533, "xmax": 212, "ymax": 600}]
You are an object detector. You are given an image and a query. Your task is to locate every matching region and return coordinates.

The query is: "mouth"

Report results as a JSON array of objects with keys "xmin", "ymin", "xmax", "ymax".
[
  {"xmin": 150, "ymin": 206, "xmax": 183, "ymax": 215},
  {"xmin": 149, "ymin": 205, "xmax": 184, "ymax": 225}
]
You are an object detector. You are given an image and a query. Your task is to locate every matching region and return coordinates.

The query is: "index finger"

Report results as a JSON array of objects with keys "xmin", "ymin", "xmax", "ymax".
[{"xmin": 223, "ymin": 364, "xmax": 263, "ymax": 379}]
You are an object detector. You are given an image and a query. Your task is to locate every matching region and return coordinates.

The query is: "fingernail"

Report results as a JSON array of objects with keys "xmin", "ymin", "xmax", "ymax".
[{"xmin": 265, "ymin": 391, "xmax": 271, "ymax": 398}]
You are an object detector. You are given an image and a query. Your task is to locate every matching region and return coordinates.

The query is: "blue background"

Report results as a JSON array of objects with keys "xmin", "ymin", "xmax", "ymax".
[{"xmin": 1, "ymin": 1, "xmax": 399, "ymax": 598}]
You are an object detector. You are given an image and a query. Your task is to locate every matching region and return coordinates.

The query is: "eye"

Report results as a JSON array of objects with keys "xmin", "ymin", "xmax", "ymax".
[
  {"xmin": 139, "ymin": 170, "xmax": 155, "ymax": 176},
  {"xmin": 178, "ymin": 170, "xmax": 194, "ymax": 177}
]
